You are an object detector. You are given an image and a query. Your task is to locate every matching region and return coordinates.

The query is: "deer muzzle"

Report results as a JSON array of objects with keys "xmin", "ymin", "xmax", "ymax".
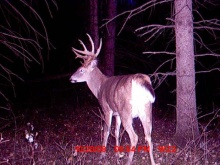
[{"xmin": 70, "ymin": 76, "xmax": 77, "ymax": 83}]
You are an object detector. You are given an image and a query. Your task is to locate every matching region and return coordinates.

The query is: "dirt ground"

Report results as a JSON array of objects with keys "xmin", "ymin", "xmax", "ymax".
[{"xmin": 0, "ymin": 87, "xmax": 219, "ymax": 165}]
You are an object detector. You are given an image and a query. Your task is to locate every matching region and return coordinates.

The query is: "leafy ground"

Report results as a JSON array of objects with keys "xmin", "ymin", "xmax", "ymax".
[{"xmin": 0, "ymin": 85, "xmax": 219, "ymax": 165}]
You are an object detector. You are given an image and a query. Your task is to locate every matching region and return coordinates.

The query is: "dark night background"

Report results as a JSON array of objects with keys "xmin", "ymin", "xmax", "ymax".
[
  {"xmin": 7, "ymin": 0, "xmax": 219, "ymax": 111},
  {"xmin": 0, "ymin": 0, "xmax": 220, "ymax": 164}
]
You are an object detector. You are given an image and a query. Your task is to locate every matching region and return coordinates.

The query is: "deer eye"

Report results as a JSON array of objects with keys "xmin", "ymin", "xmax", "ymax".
[{"xmin": 79, "ymin": 68, "xmax": 84, "ymax": 73}]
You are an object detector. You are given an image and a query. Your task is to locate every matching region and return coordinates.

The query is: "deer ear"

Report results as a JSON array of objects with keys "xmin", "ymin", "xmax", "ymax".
[{"xmin": 90, "ymin": 59, "xmax": 98, "ymax": 68}]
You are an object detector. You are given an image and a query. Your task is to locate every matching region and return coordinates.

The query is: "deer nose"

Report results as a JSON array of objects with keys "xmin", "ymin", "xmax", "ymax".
[{"xmin": 70, "ymin": 77, "xmax": 77, "ymax": 83}]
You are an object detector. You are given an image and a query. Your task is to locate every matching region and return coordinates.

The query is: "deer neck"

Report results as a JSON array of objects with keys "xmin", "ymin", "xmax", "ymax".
[{"xmin": 87, "ymin": 67, "xmax": 107, "ymax": 98}]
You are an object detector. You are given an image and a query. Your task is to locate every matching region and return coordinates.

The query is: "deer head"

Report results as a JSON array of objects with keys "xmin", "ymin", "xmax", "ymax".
[{"xmin": 70, "ymin": 34, "xmax": 102, "ymax": 83}]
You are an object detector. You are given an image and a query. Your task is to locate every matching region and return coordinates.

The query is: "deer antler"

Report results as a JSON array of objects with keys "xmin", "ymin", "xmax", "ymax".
[{"xmin": 72, "ymin": 34, "xmax": 102, "ymax": 66}]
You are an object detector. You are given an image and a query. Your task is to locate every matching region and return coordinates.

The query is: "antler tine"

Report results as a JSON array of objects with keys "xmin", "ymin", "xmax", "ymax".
[
  {"xmin": 95, "ymin": 38, "xmax": 102, "ymax": 57},
  {"xmin": 86, "ymin": 33, "xmax": 95, "ymax": 54},
  {"xmin": 72, "ymin": 46, "xmax": 95, "ymax": 57},
  {"xmin": 79, "ymin": 39, "xmax": 88, "ymax": 52},
  {"xmin": 72, "ymin": 50, "xmax": 89, "ymax": 66},
  {"xmin": 72, "ymin": 47, "xmax": 88, "ymax": 60}
]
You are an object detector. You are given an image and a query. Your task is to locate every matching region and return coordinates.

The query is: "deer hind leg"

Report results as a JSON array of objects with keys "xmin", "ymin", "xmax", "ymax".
[
  {"xmin": 121, "ymin": 115, "xmax": 138, "ymax": 165},
  {"xmin": 139, "ymin": 103, "xmax": 156, "ymax": 165},
  {"xmin": 115, "ymin": 115, "xmax": 121, "ymax": 158},
  {"xmin": 101, "ymin": 110, "xmax": 113, "ymax": 158}
]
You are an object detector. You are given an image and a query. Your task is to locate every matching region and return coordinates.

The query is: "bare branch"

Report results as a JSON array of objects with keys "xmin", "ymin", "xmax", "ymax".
[
  {"xmin": 195, "ymin": 53, "xmax": 220, "ymax": 57},
  {"xmin": 194, "ymin": 32, "xmax": 217, "ymax": 55},
  {"xmin": 44, "ymin": 0, "xmax": 58, "ymax": 18},
  {"xmin": 153, "ymin": 57, "xmax": 176, "ymax": 74},
  {"xmin": 150, "ymin": 71, "xmax": 176, "ymax": 89},
  {"xmin": 194, "ymin": 19, "xmax": 220, "ymax": 39},
  {"xmin": 0, "ymin": 64, "xmax": 23, "ymax": 82},
  {"xmin": 2, "ymin": 40, "xmax": 40, "ymax": 63},
  {"xmin": 146, "ymin": 57, "xmax": 176, "ymax": 88},
  {"xmin": 100, "ymin": 0, "xmax": 173, "ymax": 35},
  {"xmin": 136, "ymin": 24, "xmax": 174, "ymax": 32},
  {"xmin": 0, "ymin": 30, "xmax": 42, "ymax": 48},
  {"xmin": 143, "ymin": 51, "xmax": 175, "ymax": 55},
  {"xmin": 5, "ymin": 0, "xmax": 49, "ymax": 46},
  {"xmin": 0, "ymin": 91, "xmax": 9, "ymax": 101},
  {"xmin": 196, "ymin": 68, "xmax": 220, "ymax": 74},
  {"xmin": 0, "ymin": 0, "xmax": 57, "ymax": 100}
]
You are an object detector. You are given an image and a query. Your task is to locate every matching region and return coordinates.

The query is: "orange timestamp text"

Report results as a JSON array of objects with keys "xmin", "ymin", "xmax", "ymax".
[
  {"xmin": 114, "ymin": 145, "xmax": 177, "ymax": 153},
  {"xmin": 75, "ymin": 145, "xmax": 177, "ymax": 153},
  {"xmin": 75, "ymin": 145, "xmax": 106, "ymax": 153}
]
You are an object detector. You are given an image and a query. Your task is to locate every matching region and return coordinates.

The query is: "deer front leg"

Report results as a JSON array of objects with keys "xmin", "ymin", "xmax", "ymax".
[{"xmin": 100, "ymin": 110, "xmax": 113, "ymax": 159}]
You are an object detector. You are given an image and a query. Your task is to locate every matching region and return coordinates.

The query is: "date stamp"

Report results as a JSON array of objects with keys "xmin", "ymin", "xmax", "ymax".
[{"xmin": 75, "ymin": 145, "xmax": 177, "ymax": 153}]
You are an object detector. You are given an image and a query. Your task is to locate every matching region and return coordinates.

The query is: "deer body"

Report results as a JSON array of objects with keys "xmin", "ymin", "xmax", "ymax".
[
  {"xmin": 98, "ymin": 73, "xmax": 155, "ymax": 117},
  {"xmin": 70, "ymin": 34, "xmax": 157, "ymax": 165}
]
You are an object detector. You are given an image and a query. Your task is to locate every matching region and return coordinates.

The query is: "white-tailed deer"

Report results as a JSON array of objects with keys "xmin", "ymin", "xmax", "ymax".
[{"xmin": 70, "ymin": 34, "xmax": 157, "ymax": 165}]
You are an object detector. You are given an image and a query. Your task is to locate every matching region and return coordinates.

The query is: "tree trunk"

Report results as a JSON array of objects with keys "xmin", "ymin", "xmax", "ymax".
[
  {"xmin": 102, "ymin": 0, "xmax": 117, "ymax": 76},
  {"xmin": 89, "ymin": 0, "xmax": 99, "ymax": 49},
  {"xmin": 174, "ymin": 0, "xmax": 200, "ymax": 148}
]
